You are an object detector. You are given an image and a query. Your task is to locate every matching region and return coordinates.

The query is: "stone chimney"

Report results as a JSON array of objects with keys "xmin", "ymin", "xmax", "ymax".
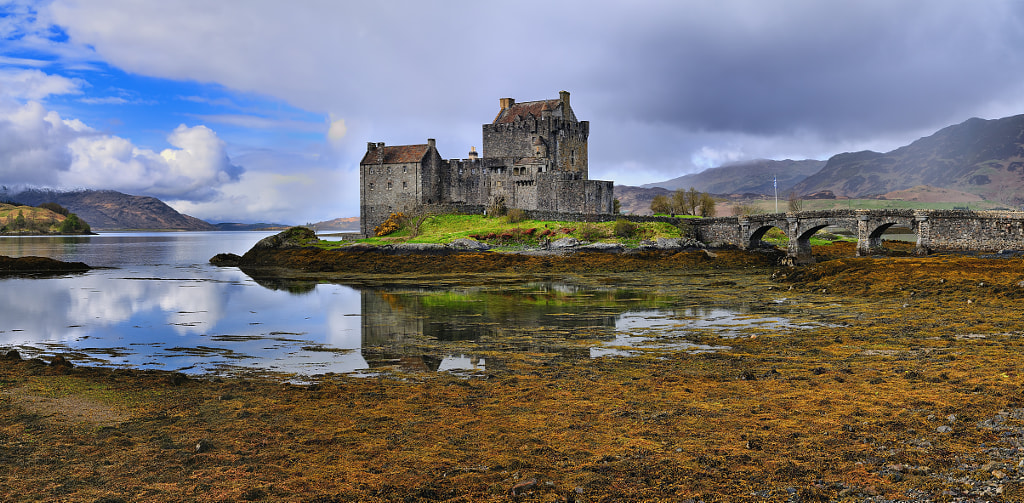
[
  {"xmin": 559, "ymin": 90, "xmax": 570, "ymax": 109},
  {"xmin": 427, "ymin": 138, "xmax": 436, "ymax": 150},
  {"xmin": 499, "ymin": 98, "xmax": 515, "ymax": 110},
  {"xmin": 468, "ymin": 146, "xmax": 479, "ymax": 160}
]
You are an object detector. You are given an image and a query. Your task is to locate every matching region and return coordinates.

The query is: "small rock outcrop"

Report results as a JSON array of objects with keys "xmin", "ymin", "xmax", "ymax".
[
  {"xmin": 209, "ymin": 253, "xmax": 242, "ymax": 267},
  {"xmin": 249, "ymin": 227, "xmax": 319, "ymax": 251},
  {"xmin": 448, "ymin": 238, "xmax": 490, "ymax": 251},
  {"xmin": 0, "ymin": 255, "xmax": 90, "ymax": 275},
  {"xmin": 550, "ymin": 237, "xmax": 580, "ymax": 249}
]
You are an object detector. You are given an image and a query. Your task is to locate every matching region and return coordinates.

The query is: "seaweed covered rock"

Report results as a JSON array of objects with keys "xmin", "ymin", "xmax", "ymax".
[
  {"xmin": 0, "ymin": 255, "xmax": 90, "ymax": 275},
  {"xmin": 209, "ymin": 253, "xmax": 242, "ymax": 267},
  {"xmin": 249, "ymin": 226, "xmax": 319, "ymax": 251}
]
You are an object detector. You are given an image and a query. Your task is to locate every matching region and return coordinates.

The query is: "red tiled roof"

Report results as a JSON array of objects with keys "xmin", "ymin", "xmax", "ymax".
[
  {"xmin": 360, "ymin": 144, "xmax": 430, "ymax": 165},
  {"xmin": 493, "ymin": 99, "xmax": 561, "ymax": 124}
]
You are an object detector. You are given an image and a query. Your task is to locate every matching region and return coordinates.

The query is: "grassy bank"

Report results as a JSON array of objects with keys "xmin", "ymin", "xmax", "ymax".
[{"xmin": 347, "ymin": 214, "xmax": 688, "ymax": 248}]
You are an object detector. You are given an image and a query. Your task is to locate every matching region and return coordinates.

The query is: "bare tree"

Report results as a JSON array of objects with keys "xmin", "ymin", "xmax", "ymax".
[
  {"xmin": 650, "ymin": 194, "xmax": 671, "ymax": 215},
  {"xmin": 697, "ymin": 193, "xmax": 716, "ymax": 217},
  {"xmin": 787, "ymin": 191, "xmax": 803, "ymax": 212}
]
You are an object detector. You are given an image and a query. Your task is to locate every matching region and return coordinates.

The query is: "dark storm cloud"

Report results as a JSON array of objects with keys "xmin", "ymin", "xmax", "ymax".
[
  {"xmin": 585, "ymin": 1, "xmax": 1024, "ymax": 140},
  {"xmin": 35, "ymin": 0, "xmax": 1024, "ymax": 192}
]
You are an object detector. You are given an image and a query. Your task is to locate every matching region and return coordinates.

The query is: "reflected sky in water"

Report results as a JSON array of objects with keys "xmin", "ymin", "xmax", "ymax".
[{"xmin": 0, "ymin": 233, "xmax": 815, "ymax": 377}]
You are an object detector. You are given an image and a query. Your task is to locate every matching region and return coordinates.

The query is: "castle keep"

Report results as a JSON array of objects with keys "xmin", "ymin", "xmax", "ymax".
[{"xmin": 359, "ymin": 91, "xmax": 614, "ymax": 236}]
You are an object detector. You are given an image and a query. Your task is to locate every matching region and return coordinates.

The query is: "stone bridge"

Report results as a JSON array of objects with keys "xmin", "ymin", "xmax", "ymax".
[{"xmin": 691, "ymin": 209, "xmax": 1024, "ymax": 264}]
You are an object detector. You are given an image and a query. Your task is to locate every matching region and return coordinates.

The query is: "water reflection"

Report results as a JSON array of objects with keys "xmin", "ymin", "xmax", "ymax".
[
  {"xmin": 356, "ymin": 283, "xmax": 655, "ymax": 373},
  {"xmin": 1, "ymin": 232, "xmax": 818, "ymax": 377}
]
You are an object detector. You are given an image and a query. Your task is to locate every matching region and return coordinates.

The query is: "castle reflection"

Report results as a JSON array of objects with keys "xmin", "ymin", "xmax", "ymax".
[{"xmin": 356, "ymin": 282, "xmax": 666, "ymax": 373}]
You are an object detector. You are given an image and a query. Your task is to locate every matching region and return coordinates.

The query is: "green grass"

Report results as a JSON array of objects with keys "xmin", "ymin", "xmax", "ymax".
[
  {"xmin": 758, "ymin": 227, "xmax": 857, "ymax": 247},
  {"xmin": 322, "ymin": 214, "xmax": 689, "ymax": 248}
]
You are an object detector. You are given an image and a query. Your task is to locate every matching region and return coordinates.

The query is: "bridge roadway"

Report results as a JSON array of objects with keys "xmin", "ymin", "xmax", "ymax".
[{"xmin": 691, "ymin": 209, "xmax": 1024, "ymax": 264}]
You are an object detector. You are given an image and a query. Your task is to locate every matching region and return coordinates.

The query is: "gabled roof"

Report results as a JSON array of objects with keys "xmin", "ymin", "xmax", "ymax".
[
  {"xmin": 493, "ymin": 99, "xmax": 561, "ymax": 124},
  {"xmin": 360, "ymin": 144, "xmax": 431, "ymax": 165}
]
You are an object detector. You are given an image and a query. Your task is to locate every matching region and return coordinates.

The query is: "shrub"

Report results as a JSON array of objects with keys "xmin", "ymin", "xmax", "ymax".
[
  {"xmin": 488, "ymin": 197, "xmax": 507, "ymax": 217},
  {"xmin": 506, "ymin": 208, "xmax": 528, "ymax": 223},
  {"xmin": 59, "ymin": 213, "xmax": 91, "ymax": 234},
  {"xmin": 374, "ymin": 212, "xmax": 407, "ymax": 237},
  {"xmin": 38, "ymin": 202, "xmax": 70, "ymax": 216},
  {"xmin": 578, "ymin": 223, "xmax": 607, "ymax": 241},
  {"xmin": 613, "ymin": 219, "xmax": 637, "ymax": 238}
]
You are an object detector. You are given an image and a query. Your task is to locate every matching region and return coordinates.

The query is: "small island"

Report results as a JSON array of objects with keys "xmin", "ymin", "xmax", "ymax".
[{"xmin": 0, "ymin": 201, "xmax": 93, "ymax": 235}]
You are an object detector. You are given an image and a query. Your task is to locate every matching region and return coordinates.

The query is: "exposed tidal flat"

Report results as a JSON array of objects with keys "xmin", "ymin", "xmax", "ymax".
[{"xmin": 5, "ymin": 236, "xmax": 1024, "ymax": 501}]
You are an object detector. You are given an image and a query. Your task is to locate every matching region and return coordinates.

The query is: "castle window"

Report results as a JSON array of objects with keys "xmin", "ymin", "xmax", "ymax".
[
  {"xmin": 403, "ymin": 181, "xmax": 408, "ymax": 189},
  {"xmin": 403, "ymin": 166, "xmax": 407, "ymax": 173},
  {"xmin": 368, "ymin": 182, "xmax": 374, "ymax": 190},
  {"xmin": 387, "ymin": 181, "xmax": 392, "ymax": 190}
]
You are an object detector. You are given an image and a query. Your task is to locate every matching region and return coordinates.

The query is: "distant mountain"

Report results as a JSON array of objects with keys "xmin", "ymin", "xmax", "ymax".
[
  {"xmin": 642, "ymin": 159, "xmax": 826, "ymax": 194},
  {"xmin": 214, "ymin": 222, "xmax": 290, "ymax": 231},
  {"xmin": 792, "ymin": 114, "xmax": 1024, "ymax": 202},
  {"xmin": 311, "ymin": 217, "xmax": 359, "ymax": 231},
  {"xmin": 614, "ymin": 185, "xmax": 671, "ymax": 216},
  {"xmin": 9, "ymin": 189, "xmax": 215, "ymax": 231}
]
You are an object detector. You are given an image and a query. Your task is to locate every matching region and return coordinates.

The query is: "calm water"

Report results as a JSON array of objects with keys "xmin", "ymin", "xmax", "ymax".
[{"xmin": 0, "ymin": 233, "xmax": 813, "ymax": 377}]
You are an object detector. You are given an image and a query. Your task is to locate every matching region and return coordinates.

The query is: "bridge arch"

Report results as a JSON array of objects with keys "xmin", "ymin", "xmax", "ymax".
[
  {"xmin": 747, "ymin": 223, "xmax": 786, "ymax": 249},
  {"xmin": 855, "ymin": 210, "xmax": 922, "ymax": 257}
]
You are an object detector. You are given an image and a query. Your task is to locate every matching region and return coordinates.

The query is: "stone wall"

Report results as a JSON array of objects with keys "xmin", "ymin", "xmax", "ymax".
[
  {"xmin": 691, "ymin": 217, "xmax": 743, "ymax": 247},
  {"xmin": 924, "ymin": 210, "xmax": 1024, "ymax": 251}
]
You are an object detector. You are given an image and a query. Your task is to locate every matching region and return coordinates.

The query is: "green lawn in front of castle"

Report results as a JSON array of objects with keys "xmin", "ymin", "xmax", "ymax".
[{"xmin": 325, "ymin": 214, "xmax": 689, "ymax": 249}]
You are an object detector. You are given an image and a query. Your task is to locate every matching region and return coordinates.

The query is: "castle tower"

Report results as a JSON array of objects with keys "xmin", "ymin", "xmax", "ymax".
[{"xmin": 482, "ymin": 91, "xmax": 588, "ymax": 177}]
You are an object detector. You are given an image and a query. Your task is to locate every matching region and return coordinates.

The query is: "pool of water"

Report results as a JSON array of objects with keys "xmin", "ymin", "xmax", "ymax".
[{"xmin": 1, "ymin": 232, "xmax": 826, "ymax": 377}]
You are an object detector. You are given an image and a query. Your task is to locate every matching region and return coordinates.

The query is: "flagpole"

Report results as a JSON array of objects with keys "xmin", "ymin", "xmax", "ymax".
[{"xmin": 774, "ymin": 175, "xmax": 778, "ymax": 213}]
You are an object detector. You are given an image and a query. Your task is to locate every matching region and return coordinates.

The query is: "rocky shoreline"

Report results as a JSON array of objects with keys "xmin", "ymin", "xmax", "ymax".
[{"xmin": 215, "ymin": 226, "xmax": 782, "ymax": 277}]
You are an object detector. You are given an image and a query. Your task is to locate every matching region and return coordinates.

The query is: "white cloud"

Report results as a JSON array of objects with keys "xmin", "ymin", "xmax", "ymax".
[
  {"xmin": 0, "ymin": 68, "xmax": 83, "ymax": 100},
  {"xmin": 0, "ymin": 100, "xmax": 88, "ymax": 185},
  {"xmin": 0, "ymin": 96, "xmax": 242, "ymax": 201},
  {"xmin": 79, "ymin": 96, "xmax": 128, "ymax": 105},
  {"xmin": 327, "ymin": 116, "xmax": 347, "ymax": 145},
  {"xmin": 166, "ymin": 162, "xmax": 350, "ymax": 224},
  {"xmin": 62, "ymin": 123, "xmax": 240, "ymax": 200}
]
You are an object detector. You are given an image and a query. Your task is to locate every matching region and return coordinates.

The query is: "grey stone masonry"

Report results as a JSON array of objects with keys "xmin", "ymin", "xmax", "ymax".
[
  {"xmin": 359, "ymin": 91, "xmax": 613, "ymax": 237},
  {"xmin": 690, "ymin": 209, "xmax": 1024, "ymax": 264}
]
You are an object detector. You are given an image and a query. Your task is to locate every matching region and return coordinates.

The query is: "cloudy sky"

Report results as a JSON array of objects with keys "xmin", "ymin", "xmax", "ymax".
[{"xmin": 3, "ymin": 0, "xmax": 1024, "ymax": 224}]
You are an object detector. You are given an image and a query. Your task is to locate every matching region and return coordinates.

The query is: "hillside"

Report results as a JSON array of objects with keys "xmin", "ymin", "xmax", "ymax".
[
  {"xmin": 792, "ymin": 114, "xmax": 1024, "ymax": 203},
  {"xmin": 9, "ymin": 190, "xmax": 215, "ymax": 231},
  {"xmin": 642, "ymin": 159, "xmax": 825, "ymax": 194}
]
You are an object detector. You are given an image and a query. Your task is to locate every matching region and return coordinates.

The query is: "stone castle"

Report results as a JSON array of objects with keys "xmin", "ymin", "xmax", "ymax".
[{"xmin": 359, "ymin": 91, "xmax": 614, "ymax": 236}]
